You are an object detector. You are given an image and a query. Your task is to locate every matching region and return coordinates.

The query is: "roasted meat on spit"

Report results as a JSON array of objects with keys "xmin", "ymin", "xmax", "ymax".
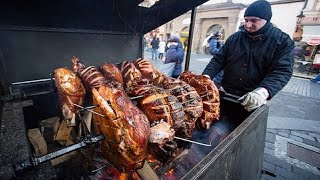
[
  {"xmin": 131, "ymin": 58, "xmax": 167, "ymax": 86},
  {"xmin": 92, "ymin": 84, "xmax": 150, "ymax": 172},
  {"xmin": 180, "ymin": 71, "xmax": 220, "ymax": 129},
  {"xmin": 130, "ymin": 84, "xmax": 185, "ymax": 130},
  {"xmin": 54, "ymin": 67, "xmax": 86, "ymax": 126},
  {"xmin": 162, "ymin": 79, "xmax": 203, "ymax": 139},
  {"xmin": 121, "ymin": 60, "xmax": 145, "ymax": 93},
  {"xmin": 122, "ymin": 59, "xmax": 203, "ymax": 137},
  {"xmin": 149, "ymin": 121, "xmax": 175, "ymax": 145},
  {"xmin": 148, "ymin": 121, "xmax": 177, "ymax": 163},
  {"xmin": 128, "ymin": 83, "xmax": 184, "ymax": 162},
  {"xmin": 71, "ymin": 56, "xmax": 106, "ymax": 91},
  {"xmin": 121, "ymin": 58, "xmax": 168, "ymax": 92},
  {"xmin": 100, "ymin": 63, "xmax": 123, "ymax": 88}
]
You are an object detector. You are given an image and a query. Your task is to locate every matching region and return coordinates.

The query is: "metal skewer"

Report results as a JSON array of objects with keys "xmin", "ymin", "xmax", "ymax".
[
  {"xmin": 181, "ymin": 93, "xmax": 212, "ymax": 105},
  {"xmin": 130, "ymin": 95, "xmax": 144, "ymax": 100},
  {"xmin": 129, "ymin": 85, "xmax": 188, "ymax": 100},
  {"xmin": 72, "ymin": 103, "xmax": 106, "ymax": 117},
  {"xmin": 174, "ymin": 136, "xmax": 211, "ymax": 147}
]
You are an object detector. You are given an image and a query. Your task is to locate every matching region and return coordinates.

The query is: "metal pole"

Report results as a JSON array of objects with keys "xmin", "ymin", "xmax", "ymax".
[{"xmin": 184, "ymin": 7, "xmax": 197, "ymax": 71}]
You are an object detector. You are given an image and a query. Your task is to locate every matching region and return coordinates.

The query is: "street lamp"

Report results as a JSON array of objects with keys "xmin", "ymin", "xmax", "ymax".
[{"xmin": 296, "ymin": 12, "xmax": 305, "ymax": 25}]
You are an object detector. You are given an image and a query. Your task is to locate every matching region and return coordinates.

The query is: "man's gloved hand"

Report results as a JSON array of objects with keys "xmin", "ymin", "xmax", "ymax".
[{"xmin": 238, "ymin": 87, "xmax": 269, "ymax": 112}]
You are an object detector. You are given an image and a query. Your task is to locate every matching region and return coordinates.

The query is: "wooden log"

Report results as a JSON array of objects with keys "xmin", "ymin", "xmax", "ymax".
[
  {"xmin": 40, "ymin": 116, "xmax": 60, "ymax": 144},
  {"xmin": 83, "ymin": 111, "xmax": 92, "ymax": 132},
  {"xmin": 27, "ymin": 128, "xmax": 48, "ymax": 156},
  {"xmin": 54, "ymin": 119, "xmax": 74, "ymax": 146},
  {"xmin": 136, "ymin": 162, "xmax": 159, "ymax": 180}
]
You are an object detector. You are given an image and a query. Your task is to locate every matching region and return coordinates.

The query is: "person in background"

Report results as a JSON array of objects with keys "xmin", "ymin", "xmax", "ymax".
[
  {"xmin": 208, "ymin": 32, "xmax": 221, "ymax": 55},
  {"xmin": 160, "ymin": 35, "xmax": 184, "ymax": 78},
  {"xmin": 158, "ymin": 38, "xmax": 166, "ymax": 61},
  {"xmin": 150, "ymin": 37, "xmax": 159, "ymax": 60},
  {"xmin": 202, "ymin": 0, "xmax": 294, "ymax": 126},
  {"xmin": 183, "ymin": 39, "xmax": 188, "ymax": 51},
  {"xmin": 208, "ymin": 32, "xmax": 224, "ymax": 88}
]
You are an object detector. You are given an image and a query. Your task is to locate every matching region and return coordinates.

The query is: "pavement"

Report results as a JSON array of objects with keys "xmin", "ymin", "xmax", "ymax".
[
  {"xmin": 144, "ymin": 50, "xmax": 320, "ymax": 180},
  {"xmin": 262, "ymin": 77, "xmax": 320, "ymax": 180}
]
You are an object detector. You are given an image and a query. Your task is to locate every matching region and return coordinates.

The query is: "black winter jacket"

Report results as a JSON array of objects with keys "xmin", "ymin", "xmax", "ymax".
[{"xmin": 203, "ymin": 23, "xmax": 294, "ymax": 99}]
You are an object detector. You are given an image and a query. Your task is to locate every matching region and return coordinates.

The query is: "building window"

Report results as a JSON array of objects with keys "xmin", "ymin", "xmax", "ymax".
[{"xmin": 169, "ymin": 22, "xmax": 173, "ymax": 29}]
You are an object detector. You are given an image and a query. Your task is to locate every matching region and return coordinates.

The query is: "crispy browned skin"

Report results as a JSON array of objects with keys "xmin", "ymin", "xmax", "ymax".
[
  {"xmin": 130, "ymin": 84, "xmax": 185, "ymax": 132},
  {"xmin": 121, "ymin": 61, "xmax": 144, "ymax": 92},
  {"xmin": 162, "ymin": 79, "xmax": 203, "ymax": 138},
  {"xmin": 180, "ymin": 71, "xmax": 220, "ymax": 129},
  {"xmin": 71, "ymin": 56, "xmax": 105, "ymax": 90},
  {"xmin": 54, "ymin": 68, "xmax": 86, "ymax": 124},
  {"xmin": 121, "ymin": 58, "xmax": 168, "ymax": 92},
  {"xmin": 100, "ymin": 63, "xmax": 123, "ymax": 87},
  {"xmin": 92, "ymin": 84, "xmax": 150, "ymax": 172}
]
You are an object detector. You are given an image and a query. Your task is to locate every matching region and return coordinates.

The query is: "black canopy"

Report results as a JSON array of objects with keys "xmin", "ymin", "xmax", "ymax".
[{"xmin": 0, "ymin": 0, "xmax": 209, "ymax": 34}]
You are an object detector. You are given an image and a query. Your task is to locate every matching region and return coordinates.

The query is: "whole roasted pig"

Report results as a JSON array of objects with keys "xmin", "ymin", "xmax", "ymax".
[
  {"xmin": 180, "ymin": 71, "xmax": 220, "ymax": 129},
  {"xmin": 92, "ymin": 84, "xmax": 150, "ymax": 172},
  {"xmin": 54, "ymin": 67, "xmax": 86, "ymax": 126}
]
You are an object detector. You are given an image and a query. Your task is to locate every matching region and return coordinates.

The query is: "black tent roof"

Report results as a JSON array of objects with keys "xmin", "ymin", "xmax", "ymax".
[{"xmin": 0, "ymin": 0, "xmax": 209, "ymax": 34}]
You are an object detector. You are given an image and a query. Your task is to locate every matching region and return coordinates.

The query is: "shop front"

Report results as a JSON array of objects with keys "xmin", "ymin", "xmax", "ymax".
[{"xmin": 293, "ymin": 16, "xmax": 320, "ymax": 77}]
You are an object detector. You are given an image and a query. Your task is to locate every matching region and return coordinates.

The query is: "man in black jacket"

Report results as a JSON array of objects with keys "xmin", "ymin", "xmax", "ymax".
[{"xmin": 203, "ymin": 0, "xmax": 294, "ymax": 122}]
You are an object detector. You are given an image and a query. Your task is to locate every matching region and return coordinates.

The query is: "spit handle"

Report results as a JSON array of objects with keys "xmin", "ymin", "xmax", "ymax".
[{"xmin": 12, "ymin": 158, "xmax": 34, "ymax": 174}]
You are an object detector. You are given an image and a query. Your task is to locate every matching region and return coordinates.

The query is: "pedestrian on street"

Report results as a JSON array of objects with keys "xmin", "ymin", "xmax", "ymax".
[
  {"xmin": 158, "ymin": 38, "xmax": 166, "ymax": 61},
  {"xmin": 202, "ymin": 0, "xmax": 294, "ymax": 125},
  {"xmin": 183, "ymin": 39, "xmax": 188, "ymax": 51},
  {"xmin": 151, "ymin": 37, "xmax": 159, "ymax": 60},
  {"xmin": 160, "ymin": 35, "xmax": 184, "ymax": 78},
  {"xmin": 208, "ymin": 32, "xmax": 224, "ymax": 88}
]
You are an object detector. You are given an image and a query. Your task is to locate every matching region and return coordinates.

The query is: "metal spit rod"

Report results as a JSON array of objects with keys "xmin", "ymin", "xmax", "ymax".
[
  {"xmin": 72, "ymin": 103, "xmax": 105, "ymax": 117},
  {"xmin": 129, "ymin": 84, "xmax": 187, "ymax": 100},
  {"xmin": 13, "ymin": 134, "xmax": 104, "ymax": 173},
  {"xmin": 72, "ymin": 103, "xmax": 212, "ymax": 147},
  {"xmin": 174, "ymin": 137, "xmax": 211, "ymax": 147}
]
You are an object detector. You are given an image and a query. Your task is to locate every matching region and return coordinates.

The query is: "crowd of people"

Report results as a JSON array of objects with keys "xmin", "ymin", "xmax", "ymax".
[{"xmin": 145, "ymin": 35, "xmax": 186, "ymax": 78}]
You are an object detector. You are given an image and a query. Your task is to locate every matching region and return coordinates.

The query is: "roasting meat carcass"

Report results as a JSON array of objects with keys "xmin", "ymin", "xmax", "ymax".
[
  {"xmin": 121, "ymin": 61, "xmax": 145, "ymax": 93},
  {"xmin": 130, "ymin": 84, "xmax": 185, "ymax": 131},
  {"xmin": 131, "ymin": 58, "xmax": 168, "ymax": 86},
  {"xmin": 100, "ymin": 63, "xmax": 123, "ymax": 88},
  {"xmin": 71, "ymin": 56, "xmax": 106, "ymax": 90},
  {"xmin": 149, "ymin": 121, "xmax": 175, "ymax": 145},
  {"xmin": 92, "ymin": 84, "xmax": 150, "ymax": 172},
  {"xmin": 121, "ymin": 59, "xmax": 168, "ymax": 92},
  {"xmin": 148, "ymin": 121, "xmax": 177, "ymax": 163},
  {"xmin": 54, "ymin": 67, "xmax": 86, "ymax": 126},
  {"xmin": 162, "ymin": 79, "xmax": 203, "ymax": 138},
  {"xmin": 180, "ymin": 71, "xmax": 220, "ymax": 129}
]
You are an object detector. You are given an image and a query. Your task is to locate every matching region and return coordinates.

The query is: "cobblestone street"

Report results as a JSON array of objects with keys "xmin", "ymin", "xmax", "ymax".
[{"xmin": 262, "ymin": 77, "xmax": 320, "ymax": 180}]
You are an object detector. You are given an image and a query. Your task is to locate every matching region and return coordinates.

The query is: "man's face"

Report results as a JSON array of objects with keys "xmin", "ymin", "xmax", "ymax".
[{"xmin": 244, "ymin": 16, "xmax": 267, "ymax": 33}]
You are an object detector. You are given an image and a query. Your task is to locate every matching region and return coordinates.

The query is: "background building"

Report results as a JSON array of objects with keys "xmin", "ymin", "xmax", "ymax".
[{"xmin": 145, "ymin": 0, "xmax": 312, "ymax": 54}]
